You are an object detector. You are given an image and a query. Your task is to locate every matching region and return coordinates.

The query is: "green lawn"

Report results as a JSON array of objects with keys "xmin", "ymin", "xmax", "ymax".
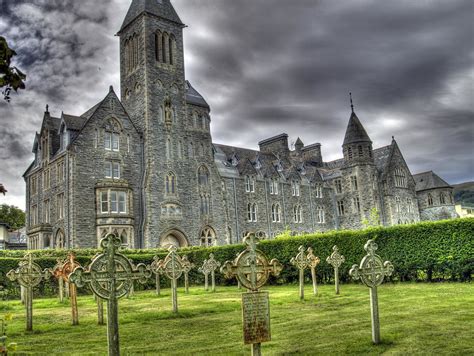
[{"xmin": 1, "ymin": 283, "xmax": 473, "ymax": 355}]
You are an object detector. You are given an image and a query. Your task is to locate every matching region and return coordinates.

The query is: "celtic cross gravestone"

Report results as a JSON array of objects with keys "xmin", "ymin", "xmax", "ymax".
[
  {"xmin": 221, "ymin": 233, "xmax": 283, "ymax": 356},
  {"xmin": 6, "ymin": 254, "xmax": 50, "ymax": 331},
  {"xmin": 306, "ymin": 247, "xmax": 321, "ymax": 295},
  {"xmin": 53, "ymin": 258, "xmax": 65, "ymax": 303},
  {"xmin": 162, "ymin": 245, "xmax": 185, "ymax": 313},
  {"xmin": 199, "ymin": 254, "xmax": 221, "ymax": 292},
  {"xmin": 69, "ymin": 234, "xmax": 151, "ymax": 356},
  {"xmin": 180, "ymin": 255, "xmax": 194, "ymax": 294},
  {"xmin": 290, "ymin": 245, "xmax": 310, "ymax": 300},
  {"xmin": 350, "ymin": 239, "xmax": 394, "ymax": 344},
  {"xmin": 150, "ymin": 256, "xmax": 164, "ymax": 296},
  {"xmin": 51, "ymin": 252, "xmax": 81, "ymax": 325},
  {"xmin": 326, "ymin": 245, "xmax": 345, "ymax": 295}
]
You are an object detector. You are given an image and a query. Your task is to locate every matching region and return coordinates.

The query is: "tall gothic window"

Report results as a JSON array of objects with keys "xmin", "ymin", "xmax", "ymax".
[
  {"xmin": 427, "ymin": 193, "xmax": 433, "ymax": 206},
  {"xmin": 125, "ymin": 34, "xmax": 139, "ymax": 73},
  {"xmin": 394, "ymin": 168, "xmax": 407, "ymax": 188},
  {"xmin": 247, "ymin": 203, "xmax": 258, "ymax": 222},
  {"xmin": 335, "ymin": 179, "xmax": 342, "ymax": 194},
  {"xmin": 351, "ymin": 176, "xmax": 358, "ymax": 191},
  {"xmin": 291, "ymin": 180, "xmax": 300, "ymax": 196},
  {"xmin": 317, "ymin": 206, "xmax": 325, "ymax": 223},
  {"xmin": 337, "ymin": 200, "xmax": 345, "ymax": 216},
  {"xmin": 198, "ymin": 166, "xmax": 210, "ymax": 187},
  {"xmin": 358, "ymin": 145, "xmax": 363, "ymax": 157},
  {"xmin": 293, "ymin": 205, "xmax": 302, "ymax": 223},
  {"xmin": 104, "ymin": 119, "xmax": 121, "ymax": 152},
  {"xmin": 315, "ymin": 183, "xmax": 323, "ymax": 198},
  {"xmin": 165, "ymin": 172, "xmax": 176, "ymax": 195},
  {"xmin": 245, "ymin": 176, "xmax": 255, "ymax": 193},
  {"xmin": 200, "ymin": 227, "xmax": 215, "ymax": 247},
  {"xmin": 440, "ymin": 193, "xmax": 446, "ymax": 204},
  {"xmin": 395, "ymin": 196, "xmax": 401, "ymax": 212},
  {"xmin": 271, "ymin": 203, "xmax": 281, "ymax": 222},
  {"xmin": 353, "ymin": 196, "xmax": 361, "ymax": 212}
]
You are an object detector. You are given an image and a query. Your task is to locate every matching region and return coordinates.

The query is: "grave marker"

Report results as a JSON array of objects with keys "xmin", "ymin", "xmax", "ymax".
[
  {"xmin": 199, "ymin": 254, "xmax": 221, "ymax": 292},
  {"xmin": 221, "ymin": 233, "xmax": 283, "ymax": 356},
  {"xmin": 306, "ymin": 247, "xmax": 321, "ymax": 296},
  {"xmin": 162, "ymin": 246, "xmax": 185, "ymax": 313},
  {"xmin": 69, "ymin": 234, "xmax": 151, "ymax": 356},
  {"xmin": 6, "ymin": 254, "xmax": 50, "ymax": 331},
  {"xmin": 350, "ymin": 239, "xmax": 394, "ymax": 344},
  {"xmin": 180, "ymin": 255, "xmax": 194, "ymax": 294},
  {"xmin": 150, "ymin": 256, "xmax": 164, "ymax": 296},
  {"xmin": 290, "ymin": 245, "xmax": 310, "ymax": 300},
  {"xmin": 326, "ymin": 245, "xmax": 345, "ymax": 294},
  {"xmin": 51, "ymin": 252, "xmax": 81, "ymax": 325},
  {"xmin": 53, "ymin": 258, "xmax": 65, "ymax": 303}
]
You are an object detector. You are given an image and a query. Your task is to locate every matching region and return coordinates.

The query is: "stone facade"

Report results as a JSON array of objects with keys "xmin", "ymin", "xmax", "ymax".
[{"xmin": 23, "ymin": 0, "xmax": 456, "ymax": 249}]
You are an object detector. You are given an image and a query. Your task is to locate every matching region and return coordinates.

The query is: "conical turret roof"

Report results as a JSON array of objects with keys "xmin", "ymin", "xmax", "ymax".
[
  {"xmin": 343, "ymin": 111, "xmax": 372, "ymax": 146},
  {"xmin": 119, "ymin": 0, "xmax": 183, "ymax": 33}
]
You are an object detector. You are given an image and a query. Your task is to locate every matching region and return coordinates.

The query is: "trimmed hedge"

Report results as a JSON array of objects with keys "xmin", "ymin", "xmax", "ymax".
[{"xmin": 0, "ymin": 219, "xmax": 472, "ymax": 299}]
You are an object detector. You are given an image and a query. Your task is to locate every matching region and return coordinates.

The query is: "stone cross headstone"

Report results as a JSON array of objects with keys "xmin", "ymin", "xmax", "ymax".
[
  {"xmin": 52, "ymin": 252, "xmax": 81, "ymax": 325},
  {"xmin": 326, "ymin": 245, "xmax": 345, "ymax": 295},
  {"xmin": 180, "ymin": 255, "xmax": 194, "ymax": 294},
  {"xmin": 350, "ymin": 239, "xmax": 394, "ymax": 344},
  {"xmin": 69, "ymin": 234, "xmax": 151, "ymax": 356},
  {"xmin": 306, "ymin": 247, "xmax": 321, "ymax": 296},
  {"xmin": 53, "ymin": 258, "xmax": 65, "ymax": 303},
  {"xmin": 150, "ymin": 256, "xmax": 164, "ymax": 296},
  {"xmin": 221, "ymin": 233, "xmax": 283, "ymax": 356},
  {"xmin": 6, "ymin": 253, "xmax": 50, "ymax": 331},
  {"xmin": 162, "ymin": 245, "xmax": 185, "ymax": 313},
  {"xmin": 199, "ymin": 253, "xmax": 221, "ymax": 292},
  {"xmin": 290, "ymin": 245, "xmax": 310, "ymax": 300}
]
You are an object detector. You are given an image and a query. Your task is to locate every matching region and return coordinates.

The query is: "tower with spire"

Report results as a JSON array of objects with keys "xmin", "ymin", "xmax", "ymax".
[
  {"xmin": 117, "ymin": 0, "xmax": 222, "ymax": 248},
  {"xmin": 339, "ymin": 93, "xmax": 380, "ymax": 229}
]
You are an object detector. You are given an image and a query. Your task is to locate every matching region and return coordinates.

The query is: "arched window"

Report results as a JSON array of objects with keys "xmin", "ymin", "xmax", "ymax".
[
  {"xmin": 293, "ymin": 205, "xmax": 302, "ymax": 223},
  {"xmin": 348, "ymin": 147, "xmax": 353, "ymax": 160},
  {"xmin": 165, "ymin": 172, "xmax": 176, "ymax": 195},
  {"xmin": 291, "ymin": 180, "xmax": 300, "ymax": 196},
  {"xmin": 272, "ymin": 204, "xmax": 281, "ymax": 222},
  {"xmin": 177, "ymin": 141, "xmax": 183, "ymax": 159},
  {"xmin": 155, "ymin": 30, "xmax": 162, "ymax": 62},
  {"xmin": 163, "ymin": 32, "xmax": 169, "ymax": 63},
  {"xmin": 169, "ymin": 34, "xmax": 174, "ymax": 65},
  {"xmin": 104, "ymin": 118, "xmax": 121, "ymax": 152},
  {"xmin": 395, "ymin": 196, "xmax": 401, "ymax": 212},
  {"xmin": 120, "ymin": 230, "xmax": 128, "ymax": 245},
  {"xmin": 440, "ymin": 193, "xmax": 446, "ymax": 204},
  {"xmin": 428, "ymin": 193, "xmax": 433, "ymax": 206},
  {"xmin": 198, "ymin": 166, "xmax": 210, "ymax": 187},
  {"xmin": 166, "ymin": 137, "xmax": 172, "ymax": 160},
  {"xmin": 245, "ymin": 176, "xmax": 255, "ymax": 193},
  {"xmin": 200, "ymin": 227, "xmax": 215, "ymax": 247},
  {"xmin": 200, "ymin": 194, "xmax": 211, "ymax": 215},
  {"xmin": 358, "ymin": 145, "xmax": 363, "ymax": 157},
  {"xmin": 247, "ymin": 203, "xmax": 257, "ymax": 222},
  {"xmin": 55, "ymin": 229, "xmax": 65, "ymax": 249}
]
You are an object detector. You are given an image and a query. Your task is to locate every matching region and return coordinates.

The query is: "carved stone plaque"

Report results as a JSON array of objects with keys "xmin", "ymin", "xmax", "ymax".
[{"xmin": 242, "ymin": 291, "xmax": 271, "ymax": 345}]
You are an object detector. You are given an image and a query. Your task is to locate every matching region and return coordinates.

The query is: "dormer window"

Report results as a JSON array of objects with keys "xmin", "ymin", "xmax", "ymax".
[
  {"xmin": 245, "ymin": 176, "xmax": 255, "ymax": 193},
  {"xmin": 230, "ymin": 153, "xmax": 239, "ymax": 167},
  {"xmin": 291, "ymin": 180, "xmax": 300, "ymax": 197}
]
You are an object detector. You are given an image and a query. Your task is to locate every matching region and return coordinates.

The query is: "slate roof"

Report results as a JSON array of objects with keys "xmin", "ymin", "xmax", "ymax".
[
  {"xmin": 185, "ymin": 81, "xmax": 209, "ymax": 109},
  {"xmin": 343, "ymin": 111, "xmax": 372, "ymax": 145},
  {"xmin": 62, "ymin": 114, "xmax": 87, "ymax": 131},
  {"xmin": 413, "ymin": 171, "xmax": 451, "ymax": 192},
  {"xmin": 119, "ymin": 0, "xmax": 183, "ymax": 33}
]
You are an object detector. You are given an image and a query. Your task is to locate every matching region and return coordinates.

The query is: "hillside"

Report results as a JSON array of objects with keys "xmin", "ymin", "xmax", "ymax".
[{"xmin": 453, "ymin": 181, "xmax": 474, "ymax": 206}]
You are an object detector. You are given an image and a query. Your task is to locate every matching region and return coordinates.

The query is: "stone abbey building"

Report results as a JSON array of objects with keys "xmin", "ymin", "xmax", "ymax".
[{"xmin": 23, "ymin": 0, "xmax": 457, "ymax": 250}]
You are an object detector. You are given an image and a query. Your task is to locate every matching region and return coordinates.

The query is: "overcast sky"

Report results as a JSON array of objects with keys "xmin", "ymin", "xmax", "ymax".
[{"xmin": 0, "ymin": 0, "xmax": 473, "ymax": 210}]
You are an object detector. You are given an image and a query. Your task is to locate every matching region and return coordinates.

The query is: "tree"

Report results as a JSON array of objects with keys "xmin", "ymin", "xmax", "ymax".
[
  {"xmin": 0, "ymin": 204, "xmax": 25, "ymax": 230},
  {"xmin": 0, "ymin": 36, "xmax": 26, "ymax": 102}
]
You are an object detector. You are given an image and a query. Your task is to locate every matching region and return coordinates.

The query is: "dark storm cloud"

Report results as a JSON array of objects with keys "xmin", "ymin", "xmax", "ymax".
[{"xmin": 0, "ymin": 0, "xmax": 472, "ymax": 209}]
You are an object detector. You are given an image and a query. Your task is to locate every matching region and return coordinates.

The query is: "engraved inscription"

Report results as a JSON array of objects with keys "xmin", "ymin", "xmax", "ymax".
[{"xmin": 242, "ymin": 291, "xmax": 271, "ymax": 345}]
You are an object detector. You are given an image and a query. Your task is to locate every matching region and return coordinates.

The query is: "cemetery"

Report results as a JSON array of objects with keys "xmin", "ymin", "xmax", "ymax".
[{"xmin": 0, "ymin": 218, "xmax": 473, "ymax": 354}]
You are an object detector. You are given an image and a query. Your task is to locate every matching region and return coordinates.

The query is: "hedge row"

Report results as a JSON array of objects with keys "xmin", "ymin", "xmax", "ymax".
[{"xmin": 0, "ymin": 219, "xmax": 472, "ymax": 299}]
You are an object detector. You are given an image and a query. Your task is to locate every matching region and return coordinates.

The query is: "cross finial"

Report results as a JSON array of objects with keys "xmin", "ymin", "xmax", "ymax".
[
  {"xmin": 45, "ymin": 104, "xmax": 49, "ymax": 113},
  {"xmin": 349, "ymin": 92, "xmax": 354, "ymax": 113}
]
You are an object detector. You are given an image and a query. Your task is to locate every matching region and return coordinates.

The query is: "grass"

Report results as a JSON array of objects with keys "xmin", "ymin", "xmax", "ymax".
[{"xmin": 1, "ymin": 283, "xmax": 473, "ymax": 355}]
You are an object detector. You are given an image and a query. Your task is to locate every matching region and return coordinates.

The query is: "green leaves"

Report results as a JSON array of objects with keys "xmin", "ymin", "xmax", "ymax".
[{"xmin": 0, "ymin": 36, "xmax": 27, "ymax": 102}]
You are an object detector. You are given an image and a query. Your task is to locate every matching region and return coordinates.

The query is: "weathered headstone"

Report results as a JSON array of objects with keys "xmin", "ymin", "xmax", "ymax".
[
  {"xmin": 69, "ymin": 234, "xmax": 151, "ymax": 356},
  {"xmin": 306, "ymin": 247, "xmax": 321, "ymax": 296},
  {"xmin": 180, "ymin": 255, "xmax": 194, "ymax": 294},
  {"xmin": 51, "ymin": 252, "xmax": 81, "ymax": 325},
  {"xmin": 6, "ymin": 254, "xmax": 50, "ymax": 331},
  {"xmin": 199, "ymin": 253, "xmax": 221, "ymax": 292},
  {"xmin": 221, "ymin": 233, "xmax": 283, "ymax": 356},
  {"xmin": 53, "ymin": 258, "xmax": 65, "ymax": 303},
  {"xmin": 326, "ymin": 245, "xmax": 345, "ymax": 295},
  {"xmin": 150, "ymin": 256, "xmax": 164, "ymax": 296},
  {"xmin": 350, "ymin": 239, "xmax": 394, "ymax": 344},
  {"xmin": 161, "ymin": 245, "xmax": 185, "ymax": 313},
  {"xmin": 290, "ymin": 245, "xmax": 310, "ymax": 300}
]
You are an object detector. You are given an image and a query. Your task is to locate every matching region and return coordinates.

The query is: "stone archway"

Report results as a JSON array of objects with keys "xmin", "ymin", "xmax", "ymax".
[
  {"xmin": 159, "ymin": 229, "xmax": 189, "ymax": 249},
  {"xmin": 55, "ymin": 229, "xmax": 65, "ymax": 249}
]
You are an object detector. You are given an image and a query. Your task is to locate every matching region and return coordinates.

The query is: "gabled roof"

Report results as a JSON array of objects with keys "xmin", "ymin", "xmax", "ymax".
[
  {"xmin": 185, "ymin": 81, "xmax": 210, "ymax": 109},
  {"xmin": 119, "ymin": 0, "xmax": 183, "ymax": 34},
  {"xmin": 343, "ymin": 111, "xmax": 372, "ymax": 145},
  {"xmin": 413, "ymin": 171, "xmax": 451, "ymax": 192},
  {"xmin": 61, "ymin": 113, "xmax": 87, "ymax": 131},
  {"xmin": 373, "ymin": 145, "xmax": 392, "ymax": 173}
]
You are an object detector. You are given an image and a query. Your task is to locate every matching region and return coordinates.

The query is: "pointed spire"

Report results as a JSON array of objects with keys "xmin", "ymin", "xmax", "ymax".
[
  {"xmin": 118, "ymin": 0, "xmax": 184, "ymax": 34},
  {"xmin": 349, "ymin": 92, "xmax": 354, "ymax": 113},
  {"xmin": 343, "ymin": 112, "xmax": 372, "ymax": 146}
]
